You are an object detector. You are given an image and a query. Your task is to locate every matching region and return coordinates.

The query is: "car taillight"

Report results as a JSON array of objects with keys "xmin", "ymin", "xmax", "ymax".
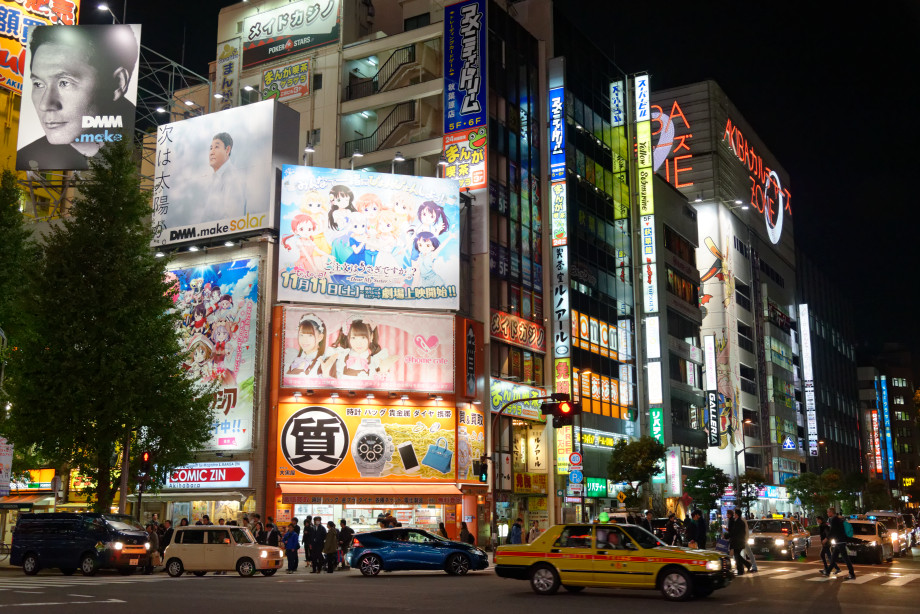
[{"xmin": 352, "ymin": 538, "xmax": 362, "ymax": 548}]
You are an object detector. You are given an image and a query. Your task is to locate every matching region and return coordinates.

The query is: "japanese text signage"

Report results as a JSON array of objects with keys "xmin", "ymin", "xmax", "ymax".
[
  {"xmin": 281, "ymin": 306, "xmax": 455, "ymax": 393},
  {"xmin": 550, "ymin": 180, "xmax": 567, "ymax": 247},
  {"xmin": 489, "ymin": 379, "xmax": 546, "ymax": 422},
  {"xmin": 0, "ymin": 0, "xmax": 81, "ymax": 94},
  {"xmin": 261, "ymin": 58, "xmax": 311, "ymax": 103},
  {"xmin": 0, "ymin": 437, "xmax": 12, "ymax": 496},
  {"xmin": 707, "ymin": 391, "xmax": 720, "ymax": 447},
  {"xmin": 277, "ymin": 403, "xmax": 457, "ymax": 482},
  {"xmin": 650, "ymin": 406, "xmax": 665, "ymax": 484},
  {"xmin": 549, "ymin": 87, "xmax": 565, "ymax": 181},
  {"xmin": 215, "ymin": 38, "xmax": 241, "ymax": 110},
  {"xmin": 164, "ymin": 462, "xmax": 251, "ymax": 489},
  {"xmin": 442, "ymin": 127, "xmax": 487, "ymax": 190},
  {"xmin": 880, "ymin": 376, "xmax": 895, "ymax": 481},
  {"xmin": 443, "ymin": 0, "xmax": 486, "ymax": 133},
  {"xmin": 458, "ymin": 403, "xmax": 486, "ymax": 482},
  {"xmin": 242, "ymin": 0, "xmax": 341, "ymax": 68},
  {"xmin": 552, "ymin": 244, "xmax": 572, "ymax": 397},
  {"xmin": 168, "ymin": 258, "xmax": 259, "ymax": 451},
  {"xmin": 585, "ymin": 477, "xmax": 606, "ymax": 498},
  {"xmin": 634, "ymin": 75, "xmax": 654, "ymax": 216},
  {"xmin": 489, "ymin": 309, "xmax": 546, "ymax": 353}
]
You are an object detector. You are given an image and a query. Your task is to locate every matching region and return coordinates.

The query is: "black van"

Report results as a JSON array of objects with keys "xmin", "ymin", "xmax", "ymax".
[{"xmin": 11, "ymin": 513, "xmax": 150, "ymax": 576}]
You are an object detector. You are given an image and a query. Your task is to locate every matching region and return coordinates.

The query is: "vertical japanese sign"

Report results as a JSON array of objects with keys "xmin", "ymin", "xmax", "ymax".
[
  {"xmin": 261, "ymin": 58, "xmax": 311, "ymax": 102},
  {"xmin": 879, "ymin": 376, "xmax": 895, "ymax": 481},
  {"xmin": 0, "ymin": 0, "xmax": 80, "ymax": 95},
  {"xmin": 0, "ymin": 437, "xmax": 13, "ymax": 496},
  {"xmin": 666, "ymin": 446, "xmax": 681, "ymax": 497},
  {"xmin": 704, "ymin": 334, "xmax": 719, "ymax": 446},
  {"xmin": 707, "ymin": 391, "xmax": 720, "ymax": 447},
  {"xmin": 610, "ymin": 80, "xmax": 630, "ymax": 220},
  {"xmin": 650, "ymin": 406, "xmax": 665, "ymax": 483},
  {"xmin": 799, "ymin": 304, "xmax": 818, "ymax": 456},
  {"xmin": 634, "ymin": 75, "xmax": 653, "ymax": 216},
  {"xmin": 443, "ymin": 0, "xmax": 487, "ymax": 190},
  {"xmin": 549, "ymin": 87, "xmax": 565, "ymax": 181},
  {"xmin": 214, "ymin": 38, "xmax": 241, "ymax": 110},
  {"xmin": 168, "ymin": 258, "xmax": 259, "ymax": 451},
  {"xmin": 871, "ymin": 410, "xmax": 883, "ymax": 474}
]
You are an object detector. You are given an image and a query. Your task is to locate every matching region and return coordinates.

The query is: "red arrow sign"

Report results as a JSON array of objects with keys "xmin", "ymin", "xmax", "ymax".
[{"xmin": 169, "ymin": 466, "xmax": 246, "ymax": 484}]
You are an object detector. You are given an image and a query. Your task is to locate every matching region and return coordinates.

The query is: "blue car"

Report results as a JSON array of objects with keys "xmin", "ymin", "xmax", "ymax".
[{"xmin": 346, "ymin": 528, "xmax": 489, "ymax": 576}]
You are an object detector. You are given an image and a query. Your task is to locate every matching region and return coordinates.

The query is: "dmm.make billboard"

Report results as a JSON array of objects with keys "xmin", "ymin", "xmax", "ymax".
[
  {"xmin": 278, "ymin": 165, "xmax": 460, "ymax": 310},
  {"xmin": 0, "ymin": 0, "xmax": 80, "ymax": 95},
  {"xmin": 276, "ymin": 403, "xmax": 457, "ymax": 481},
  {"xmin": 152, "ymin": 100, "xmax": 298, "ymax": 247},
  {"xmin": 167, "ymin": 258, "xmax": 259, "ymax": 451},
  {"xmin": 16, "ymin": 24, "xmax": 140, "ymax": 171},
  {"xmin": 241, "ymin": 0, "xmax": 341, "ymax": 68},
  {"xmin": 280, "ymin": 305, "xmax": 454, "ymax": 393}
]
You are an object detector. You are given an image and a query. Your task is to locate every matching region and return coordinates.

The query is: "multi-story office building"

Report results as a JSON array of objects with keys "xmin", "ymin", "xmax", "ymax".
[
  {"xmin": 795, "ymin": 252, "xmax": 860, "ymax": 475},
  {"xmin": 651, "ymin": 81, "xmax": 801, "ymax": 501}
]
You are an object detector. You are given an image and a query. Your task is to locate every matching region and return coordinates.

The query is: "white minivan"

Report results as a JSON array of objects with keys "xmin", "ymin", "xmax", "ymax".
[
  {"xmin": 865, "ymin": 511, "xmax": 909, "ymax": 556},
  {"xmin": 163, "ymin": 526, "xmax": 284, "ymax": 577}
]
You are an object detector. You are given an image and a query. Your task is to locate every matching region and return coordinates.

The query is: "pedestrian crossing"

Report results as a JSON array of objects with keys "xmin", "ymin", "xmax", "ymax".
[
  {"xmin": 734, "ymin": 565, "xmax": 920, "ymax": 586},
  {"xmin": 0, "ymin": 573, "xmax": 180, "ymax": 591}
]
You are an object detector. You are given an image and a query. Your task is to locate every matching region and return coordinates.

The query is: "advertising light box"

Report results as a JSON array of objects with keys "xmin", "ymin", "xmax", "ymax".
[
  {"xmin": 281, "ymin": 306, "xmax": 455, "ymax": 393},
  {"xmin": 0, "ymin": 0, "xmax": 81, "ymax": 95},
  {"xmin": 152, "ymin": 100, "xmax": 298, "ymax": 246},
  {"xmin": 17, "ymin": 24, "xmax": 141, "ymax": 171},
  {"xmin": 242, "ymin": 0, "xmax": 341, "ymax": 68},
  {"xmin": 164, "ymin": 461, "xmax": 251, "ymax": 489},
  {"xmin": 278, "ymin": 166, "xmax": 460, "ymax": 310},
  {"xmin": 167, "ymin": 258, "xmax": 259, "ymax": 451},
  {"xmin": 276, "ymin": 403, "xmax": 458, "ymax": 482}
]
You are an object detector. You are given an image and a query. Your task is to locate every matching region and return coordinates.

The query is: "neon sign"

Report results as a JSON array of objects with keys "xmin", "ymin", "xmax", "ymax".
[{"xmin": 651, "ymin": 100, "xmax": 693, "ymax": 187}]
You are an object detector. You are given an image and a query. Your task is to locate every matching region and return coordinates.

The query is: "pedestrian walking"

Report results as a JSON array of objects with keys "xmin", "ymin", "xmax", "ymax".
[
  {"xmin": 727, "ymin": 509, "xmax": 752, "ymax": 575},
  {"xmin": 821, "ymin": 507, "xmax": 855, "ymax": 579},
  {"xmin": 282, "ymin": 525, "xmax": 300, "ymax": 574},
  {"xmin": 310, "ymin": 516, "xmax": 327, "ymax": 573},
  {"xmin": 144, "ymin": 524, "xmax": 160, "ymax": 575},
  {"xmin": 663, "ymin": 513, "xmax": 679, "ymax": 545},
  {"xmin": 437, "ymin": 522, "xmax": 449, "ymax": 539},
  {"xmin": 323, "ymin": 521, "xmax": 338, "ymax": 573},
  {"xmin": 739, "ymin": 513, "xmax": 758, "ymax": 571},
  {"xmin": 639, "ymin": 510, "xmax": 654, "ymax": 533},
  {"xmin": 527, "ymin": 521, "xmax": 541, "ymax": 543},
  {"xmin": 508, "ymin": 518, "xmax": 523, "ymax": 544},
  {"xmin": 460, "ymin": 522, "xmax": 475, "ymax": 545},
  {"xmin": 337, "ymin": 519, "xmax": 354, "ymax": 570},
  {"xmin": 303, "ymin": 515, "xmax": 314, "ymax": 565},
  {"xmin": 816, "ymin": 515, "xmax": 840, "ymax": 574},
  {"xmin": 690, "ymin": 510, "xmax": 707, "ymax": 549}
]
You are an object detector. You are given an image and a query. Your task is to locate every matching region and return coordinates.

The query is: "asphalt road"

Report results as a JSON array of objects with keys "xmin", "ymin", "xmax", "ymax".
[{"xmin": 0, "ymin": 546, "xmax": 918, "ymax": 613}]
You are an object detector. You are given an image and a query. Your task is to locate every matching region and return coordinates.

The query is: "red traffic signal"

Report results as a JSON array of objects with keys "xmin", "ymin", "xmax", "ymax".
[
  {"xmin": 541, "ymin": 400, "xmax": 582, "ymax": 427},
  {"xmin": 558, "ymin": 401, "xmax": 573, "ymax": 415},
  {"xmin": 142, "ymin": 452, "xmax": 151, "ymax": 463},
  {"xmin": 141, "ymin": 451, "xmax": 152, "ymax": 474}
]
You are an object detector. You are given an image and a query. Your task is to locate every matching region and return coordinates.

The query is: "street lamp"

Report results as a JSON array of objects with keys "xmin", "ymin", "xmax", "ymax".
[
  {"xmin": 97, "ymin": 3, "xmax": 118, "ymax": 23},
  {"xmin": 350, "ymin": 150, "xmax": 364, "ymax": 170},
  {"xmin": 303, "ymin": 142, "xmax": 315, "ymax": 166},
  {"xmin": 391, "ymin": 151, "xmax": 405, "ymax": 174}
]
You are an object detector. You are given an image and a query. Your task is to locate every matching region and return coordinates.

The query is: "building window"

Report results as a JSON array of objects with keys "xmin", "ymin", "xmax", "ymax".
[
  {"xmin": 404, "ymin": 13, "xmax": 431, "ymax": 31},
  {"xmin": 733, "ymin": 236, "xmax": 749, "ymax": 259},
  {"xmin": 663, "ymin": 225, "xmax": 696, "ymax": 267},
  {"xmin": 737, "ymin": 321, "xmax": 754, "ymax": 353},
  {"xmin": 735, "ymin": 280, "xmax": 751, "ymax": 312},
  {"xmin": 313, "ymin": 73, "xmax": 323, "ymax": 90}
]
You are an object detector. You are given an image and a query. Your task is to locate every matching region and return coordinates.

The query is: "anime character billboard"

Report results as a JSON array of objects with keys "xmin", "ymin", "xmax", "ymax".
[
  {"xmin": 277, "ymin": 166, "xmax": 460, "ymax": 310},
  {"xmin": 167, "ymin": 258, "xmax": 259, "ymax": 451},
  {"xmin": 280, "ymin": 306, "xmax": 454, "ymax": 393}
]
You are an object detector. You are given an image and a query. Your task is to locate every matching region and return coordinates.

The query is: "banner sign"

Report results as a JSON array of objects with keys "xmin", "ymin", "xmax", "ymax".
[
  {"xmin": 16, "ymin": 23, "xmax": 141, "ymax": 171},
  {"xmin": 276, "ymin": 403, "xmax": 457, "ymax": 482},
  {"xmin": 489, "ymin": 309, "xmax": 546, "ymax": 353},
  {"xmin": 261, "ymin": 58, "xmax": 311, "ymax": 102},
  {"xmin": 442, "ymin": 127, "xmax": 487, "ymax": 190},
  {"xmin": 242, "ymin": 0, "xmax": 341, "ymax": 68},
  {"xmin": 168, "ymin": 258, "xmax": 259, "ymax": 451},
  {"xmin": 152, "ymin": 100, "xmax": 280, "ymax": 246},
  {"xmin": 281, "ymin": 306, "xmax": 454, "ymax": 392},
  {"xmin": 458, "ymin": 403, "xmax": 486, "ymax": 482},
  {"xmin": 164, "ymin": 461, "xmax": 251, "ymax": 489},
  {"xmin": 0, "ymin": 0, "xmax": 81, "ymax": 95},
  {"xmin": 489, "ymin": 379, "xmax": 546, "ymax": 422},
  {"xmin": 0, "ymin": 437, "xmax": 12, "ymax": 496},
  {"xmin": 707, "ymin": 391, "xmax": 720, "ymax": 447},
  {"xmin": 282, "ymin": 494, "xmax": 461, "ymax": 506},
  {"xmin": 443, "ymin": 0, "xmax": 487, "ymax": 133},
  {"xmin": 278, "ymin": 165, "xmax": 460, "ymax": 309},
  {"xmin": 215, "ymin": 38, "xmax": 241, "ymax": 110},
  {"xmin": 549, "ymin": 86, "xmax": 565, "ymax": 181}
]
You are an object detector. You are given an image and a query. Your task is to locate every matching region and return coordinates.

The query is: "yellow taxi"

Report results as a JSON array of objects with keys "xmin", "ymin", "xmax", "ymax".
[{"xmin": 495, "ymin": 523, "xmax": 731, "ymax": 601}]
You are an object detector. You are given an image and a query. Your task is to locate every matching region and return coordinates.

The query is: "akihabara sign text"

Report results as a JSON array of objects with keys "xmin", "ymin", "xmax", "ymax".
[
  {"xmin": 165, "ymin": 462, "xmax": 251, "ymax": 489},
  {"xmin": 722, "ymin": 117, "xmax": 792, "ymax": 244}
]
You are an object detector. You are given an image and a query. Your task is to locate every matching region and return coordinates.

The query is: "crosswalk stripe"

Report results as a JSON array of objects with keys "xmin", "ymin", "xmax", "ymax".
[
  {"xmin": 738, "ymin": 567, "xmax": 791, "ymax": 577},
  {"xmin": 846, "ymin": 573, "xmax": 884, "ymax": 584},
  {"xmin": 769, "ymin": 570, "xmax": 821, "ymax": 580},
  {"xmin": 882, "ymin": 574, "xmax": 920, "ymax": 586}
]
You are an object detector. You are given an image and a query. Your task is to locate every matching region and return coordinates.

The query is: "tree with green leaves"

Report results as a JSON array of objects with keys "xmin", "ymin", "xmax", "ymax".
[
  {"xmin": 737, "ymin": 470, "xmax": 766, "ymax": 515},
  {"xmin": 683, "ymin": 463, "xmax": 732, "ymax": 514},
  {"xmin": 862, "ymin": 480, "xmax": 893, "ymax": 511},
  {"xmin": 0, "ymin": 143, "xmax": 216, "ymax": 512},
  {"xmin": 784, "ymin": 471, "xmax": 826, "ymax": 518},
  {"xmin": 606, "ymin": 436, "xmax": 666, "ymax": 508}
]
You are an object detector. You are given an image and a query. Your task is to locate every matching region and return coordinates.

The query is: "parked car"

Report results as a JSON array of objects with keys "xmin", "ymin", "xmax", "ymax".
[
  {"xmin": 747, "ymin": 519, "xmax": 810, "ymax": 560},
  {"xmin": 650, "ymin": 517, "xmax": 687, "ymax": 546},
  {"xmin": 495, "ymin": 523, "xmax": 731, "ymax": 601},
  {"xmin": 842, "ymin": 520, "xmax": 894, "ymax": 564},
  {"xmin": 11, "ymin": 512, "xmax": 150, "ymax": 576},
  {"xmin": 866, "ymin": 511, "xmax": 909, "ymax": 556},
  {"xmin": 346, "ymin": 528, "xmax": 489, "ymax": 576},
  {"xmin": 163, "ymin": 526, "xmax": 283, "ymax": 577}
]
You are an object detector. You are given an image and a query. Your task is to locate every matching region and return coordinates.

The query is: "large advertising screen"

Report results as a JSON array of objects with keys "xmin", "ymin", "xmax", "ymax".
[
  {"xmin": 167, "ymin": 258, "xmax": 259, "ymax": 451},
  {"xmin": 281, "ymin": 306, "xmax": 455, "ymax": 393},
  {"xmin": 152, "ymin": 100, "xmax": 278, "ymax": 246},
  {"xmin": 278, "ymin": 165, "xmax": 460, "ymax": 310},
  {"xmin": 276, "ymin": 403, "xmax": 457, "ymax": 482},
  {"xmin": 0, "ymin": 0, "xmax": 81, "ymax": 95},
  {"xmin": 16, "ymin": 23, "xmax": 140, "ymax": 171},
  {"xmin": 242, "ymin": 0, "xmax": 341, "ymax": 68}
]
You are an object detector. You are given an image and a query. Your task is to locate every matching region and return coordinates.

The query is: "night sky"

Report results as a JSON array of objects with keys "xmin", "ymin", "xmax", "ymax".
[{"xmin": 87, "ymin": 1, "xmax": 920, "ymax": 357}]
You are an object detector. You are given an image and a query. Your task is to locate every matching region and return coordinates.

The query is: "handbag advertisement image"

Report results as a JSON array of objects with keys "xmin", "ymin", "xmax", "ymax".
[{"xmin": 421, "ymin": 437, "xmax": 453, "ymax": 474}]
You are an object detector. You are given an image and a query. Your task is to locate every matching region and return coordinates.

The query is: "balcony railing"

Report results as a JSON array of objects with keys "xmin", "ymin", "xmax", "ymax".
[
  {"xmin": 345, "ymin": 44, "xmax": 417, "ymax": 101},
  {"xmin": 341, "ymin": 101, "xmax": 416, "ymax": 158}
]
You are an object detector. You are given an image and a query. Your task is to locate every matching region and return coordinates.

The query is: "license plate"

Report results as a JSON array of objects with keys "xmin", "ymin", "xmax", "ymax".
[
  {"xmin": 130, "ymin": 559, "xmax": 138, "ymax": 565},
  {"xmin": 760, "ymin": 549, "xmax": 770, "ymax": 554},
  {"xmin": 846, "ymin": 549, "xmax": 856, "ymax": 557}
]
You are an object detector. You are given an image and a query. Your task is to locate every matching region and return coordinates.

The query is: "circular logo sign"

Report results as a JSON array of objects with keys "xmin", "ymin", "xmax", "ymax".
[{"xmin": 280, "ymin": 406, "xmax": 349, "ymax": 476}]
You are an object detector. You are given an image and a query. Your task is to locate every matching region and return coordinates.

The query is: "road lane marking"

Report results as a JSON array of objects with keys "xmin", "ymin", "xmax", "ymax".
[
  {"xmin": 0, "ymin": 598, "xmax": 125, "ymax": 608},
  {"xmin": 769, "ymin": 570, "xmax": 820, "ymax": 579},
  {"xmin": 845, "ymin": 573, "xmax": 885, "ymax": 584},
  {"xmin": 738, "ymin": 567, "xmax": 791, "ymax": 576},
  {"xmin": 883, "ymin": 574, "xmax": 920, "ymax": 586},
  {"xmin": 68, "ymin": 594, "xmax": 94, "ymax": 597}
]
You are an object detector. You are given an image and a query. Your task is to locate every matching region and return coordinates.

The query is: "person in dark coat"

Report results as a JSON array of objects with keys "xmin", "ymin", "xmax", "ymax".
[
  {"xmin": 310, "ymin": 516, "xmax": 327, "ymax": 573},
  {"xmin": 821, "ymin": 507, "xmax": 854, "ymax": 579},
  {"xmin": 337, "ymin": 519, "xmax": 354, "ymax": 570},
  {"xmin": 816, "ymin": 516, "xmax": 840, "ymax": 574},
  {"xmin": 662, "ymin": 513, "xmax": 679, "ymax": 546},
  {"xmin": 639, "ymin": 510, "xmax": 654, "ymax": 533},
  {"xmin": 302, "ymin": 515, "xmax": 314, "ymax": 565},
  {"xmin": 727, "ymin": 509, "xmax": 751, "ymax": 574},
  {"xmin": 265, "ymin": 522, "xmax": 281, "ymax": 548},
  {"xmin": 159, "ymin": 520, "xmax": 174, "ymax": 556},
  {"xmin": 690, "ymin": 510, "xmax": 707, "ymax": 549}
]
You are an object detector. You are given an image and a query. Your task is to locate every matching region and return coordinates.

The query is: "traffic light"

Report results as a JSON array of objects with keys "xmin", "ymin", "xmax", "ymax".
[
  {"xmin": 141, "ymin": 451, "xmax": 151, "ymax": 475},
  {"xmin": 541, "ymin": 400, "xmax": 582, "ymax": 428},
  {"xmin": 475, "ymin": 456, "xmax": 489, "ymax": 483}
]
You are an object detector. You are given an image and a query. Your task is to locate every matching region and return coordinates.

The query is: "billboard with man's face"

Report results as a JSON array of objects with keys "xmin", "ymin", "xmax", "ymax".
[
  {"xmin": 16, "ymin": 23, "xmax": 140, "ymax": 171},
  {"xmin": 152, "ymin": 100, "xmax": 299, "ymax": 247}
]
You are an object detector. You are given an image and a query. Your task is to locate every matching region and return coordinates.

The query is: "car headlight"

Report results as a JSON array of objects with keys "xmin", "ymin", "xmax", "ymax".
[
  {"xmin": 706, "ymin": 560, "xmax": 721, "ymax": 571},
  {"xmin": 113, "ymin": 541, "xmax": 124, "ymax": 550},
  {"xmin": 891, "ymin": 532, "xmax": 898, "ymax": 541},
  {"xmin": 830, "ymin": 539, "xmax": 836, "ymax": 546},
  {"xmin": 747, "ymin": 538, "xmax": 754, "ymax": 545},
  {"xmin": 774, "ymin": 538, "xmax": 785, "ymax": 546},
  {"xmin": 868, "ymin": 541, "xmax": 877, "ymax": 546},
  {"xmin": 145, "ymin": 542, "xmax": 151, "ymax": 551}
]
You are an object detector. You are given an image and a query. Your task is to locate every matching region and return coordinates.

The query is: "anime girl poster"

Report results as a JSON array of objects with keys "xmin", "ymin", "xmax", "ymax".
[
  {"xmin": 168, "ymin": 258, "xmax": 259, "ymax": 451},
  {"xmin": 277, "ymin": 166, "xmax": 460, "ymax": 309}
]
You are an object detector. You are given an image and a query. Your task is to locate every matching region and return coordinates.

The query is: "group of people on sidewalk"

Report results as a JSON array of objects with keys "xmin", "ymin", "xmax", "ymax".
[{"xmin": 281, "ymin": 516, "xmax": 355, "ymax": 575}]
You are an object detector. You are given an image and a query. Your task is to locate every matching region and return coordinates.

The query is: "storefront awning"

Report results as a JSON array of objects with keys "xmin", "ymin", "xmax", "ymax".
[
  {"xmin": 126, "ymin": 491, "xmax": 249, "ymax": 502},
  {"xmin": 279, "ymin": 483, "xmax": 463, "ymax": 506},
  {"xmin": 0, "ymin": 494, "xmax": 54, "ymax": 510}
]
